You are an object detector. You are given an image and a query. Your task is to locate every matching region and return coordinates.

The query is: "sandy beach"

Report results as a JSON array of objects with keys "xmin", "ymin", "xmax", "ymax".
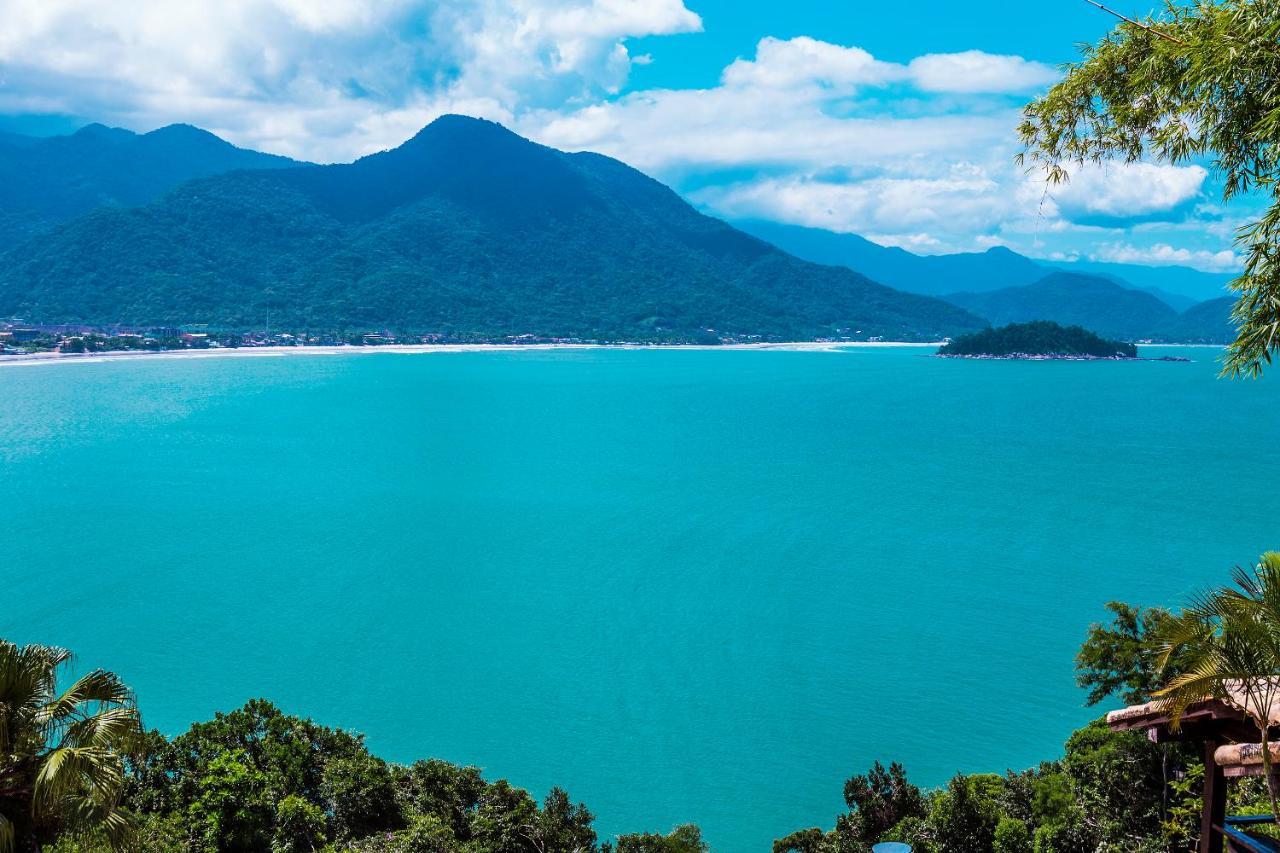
[{"xmin": 0, "ymin": 340, "xmax": 944, "ymax": 367}]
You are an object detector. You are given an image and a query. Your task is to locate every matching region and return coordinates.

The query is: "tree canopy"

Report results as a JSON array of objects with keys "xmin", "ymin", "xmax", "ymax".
[{"xmin": 1019, "ymin": 0, "xmax": 1280, "ymax": 376}]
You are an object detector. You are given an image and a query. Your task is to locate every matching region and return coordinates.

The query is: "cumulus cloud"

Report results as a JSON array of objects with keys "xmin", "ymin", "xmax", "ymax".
[
  {"xmin": 907, "ymin": 51, "xmax": 1057, "ymax": 94},
  {"xmin": 1043, "ymin": 163, "xmax": 1209, "ymax": 223},
  {"xmin": 689, "ymin": 167, "xmax": 1009, "ymax": 243},
  {"xmin": 0, "ymin": 0, "xmax": 702, "ymax": 160},
  {"xmin": 720, "ymin": 36, "xmax": 901, "ymax": 90},
  {"xmin": 1092, "ymin": 242, "xmax": 1241, "ymax": 272}
]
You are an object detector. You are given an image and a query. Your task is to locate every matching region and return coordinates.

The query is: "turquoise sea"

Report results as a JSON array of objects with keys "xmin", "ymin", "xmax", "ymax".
[{"xmin": 3, "ymin": 345, "xmax": 1277, "ymax": 850}]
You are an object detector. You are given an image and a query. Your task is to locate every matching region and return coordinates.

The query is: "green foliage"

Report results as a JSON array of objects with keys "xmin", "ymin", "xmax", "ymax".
[
  {"xmin": 0, "ymin": 116, "xmax": 984, "ymax": 344},
  {"xmin": 271, "ymin": 796, "xmax": 325, "ymax": 853},
  {"xmin": 1017, "ymin": 1, "xmax": 1280, "ymax": 376},
  {"xmin": 185, "ymin": 748, "xmax": 273, "ymax": 851},
  {"xmin": 1061, "ymin": 721, "xmax": 1164, "ymax": 846},
  {"xmin": 322, "ymin": 753, "xmax": 400, "ymax": 841},
  {"xmin": 841, "ymin": 761, "xmax": 925, "ymax": 844},
  {"xmin": 927, "ymin": 774, "xmax": 1001, "ymax": 853},
  {"xmin": 993, "ymin": 817, "xmax": 1033, "ymax": 853},
  {"xmin": 771, "ymin": 827, "xmax": 828, "ymax": 853},
  {"xmin": 1076, "ymin": 602, "xmax": 1176, "ymax": 706},
  {"xmin": 611, "ymin": 825, "xmax": 707, "ymax": 853},
  {"xmin": 938, "ymin": 321, "xmax": 1137, "ymax": 358},
  {"xmin": 0, "ymin": 640, "xmax": 141, "ymax": 852},
  {"xmin": 82, "ymin": 696, "xmax": 609, "ymax": 853},
  {"xmin": 1029, "ymin": 773, "xmax": 1074, "ymax": 830}
]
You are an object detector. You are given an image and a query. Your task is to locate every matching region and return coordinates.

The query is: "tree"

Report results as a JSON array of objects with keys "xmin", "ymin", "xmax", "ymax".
[
  {"xmin": 1076, "ymin": 602, "xmax": 1178, "ymax": 706},
  {"xmin": 1156, "ymin": 553, "xmax": 1280, "ymax": 821},
  {"xmin": 841, "ymin": 761, "xmax": 924, "ymax": 844},
  {"xmin": 1017, "ymin": 1, "xmax": 1280, "ymax": 377},
  {"xmin": 0, "ymin": 641, "xmax": 140, "ymax": 852},
  {"xmin": 184, "ymin": 748, "xmax": 273, "ymax": 851},
  {"xmin": 926, "ymin": 774, "xmax": 1000, "ymax": 853},
  {"xmin": 270, "ymin": 795, "xmax": 325, "ymax": 853},
  {"xmin": 320, "ymin": 752, "xmax": 400, "ymax": 841},
  {"xmin": 992, "ymin": 817, "xmax": 1032, "ymax": 853},
  {"xmin": 531, "ymin": 788, "xmax": 596, "ymax": 853},
  {"xmin": 611, "ymin": 825, "xmax": 707, "ymax": 853}
]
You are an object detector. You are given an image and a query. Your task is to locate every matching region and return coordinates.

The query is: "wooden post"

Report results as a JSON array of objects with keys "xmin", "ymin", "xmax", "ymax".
[{"xmin": 1201, "ymin": 738, "xmax": 1227, "ymax": 853}]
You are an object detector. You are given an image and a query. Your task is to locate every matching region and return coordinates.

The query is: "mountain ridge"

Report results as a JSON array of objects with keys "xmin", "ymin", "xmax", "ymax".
[
  {"xmin": 0, "ymin": 122, "xmax": 304, "ymax": 252},
  {"xmin": 734, "ymin": 219, "xmax": 1234, "ymax": 305},
  {"xmin": 0, "ymin": 115, "xmax": 985, "ymax": 342}
]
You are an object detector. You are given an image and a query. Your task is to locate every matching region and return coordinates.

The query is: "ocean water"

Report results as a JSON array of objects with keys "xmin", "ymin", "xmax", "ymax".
[{"xmin": 2, "ymin": 345, "xmax": 1277, "ymax": 850}]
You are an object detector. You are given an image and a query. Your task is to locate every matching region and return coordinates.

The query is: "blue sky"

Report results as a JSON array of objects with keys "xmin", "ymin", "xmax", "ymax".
[{"xmin": 0, "ymin": 0, "xmax": 1246, "ymax": 272}]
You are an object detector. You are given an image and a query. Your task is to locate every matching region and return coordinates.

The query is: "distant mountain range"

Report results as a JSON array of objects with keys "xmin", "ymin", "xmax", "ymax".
[
  {"xmin": 941, "ymin": 272, "xmax": 1235, "ymax": 343},
  {"xmin": 0, "ymin": 117, "xmax": 982, "ymax": 342},
  {"xmin": 0, "ymin": 123, "xmax": 300, "ymax": 253},
  {"xmin": 735, "ymin": 220, "xmax": 1237, "ymax": 343},
  {"xmin": 734, "ymin": 219, "xmax": 1233, "ymax": 304},
  {"xmin": 0, "ymin": 117, "xmax": 1241, "ymax": 343}
]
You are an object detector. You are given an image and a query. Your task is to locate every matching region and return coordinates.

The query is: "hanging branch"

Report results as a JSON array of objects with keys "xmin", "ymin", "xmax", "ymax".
[{"xmin": 1083, "ymin": 0, "xmax": 1189, "ymax": 45}]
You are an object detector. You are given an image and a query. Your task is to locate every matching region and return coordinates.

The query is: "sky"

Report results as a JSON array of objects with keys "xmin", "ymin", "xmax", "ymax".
[{"xmin": 0, "ymin": 0, "xmax": 1249, "ymax": 272}]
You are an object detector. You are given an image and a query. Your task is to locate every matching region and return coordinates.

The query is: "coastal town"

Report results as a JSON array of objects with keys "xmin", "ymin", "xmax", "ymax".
[
  {"xmin": 0, "ymin": 320, "xmax": 822, "ymax": 355},
  {"xmin": 0, "ymin": 321, "xmax": 631, "ymax": 354}
]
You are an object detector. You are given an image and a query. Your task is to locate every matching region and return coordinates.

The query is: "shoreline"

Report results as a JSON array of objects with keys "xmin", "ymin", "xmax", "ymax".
[{"xmin": 0, "ymin": 340, "xmax": 942, "ymax": 367}]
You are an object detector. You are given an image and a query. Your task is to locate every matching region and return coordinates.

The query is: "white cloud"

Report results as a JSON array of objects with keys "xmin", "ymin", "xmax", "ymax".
[
  {"xmin": 691, "ymin": 167, "xmax": 1008, "ymax": 247},
  {"xmin": 1092, "ymin": 242, "xmax": 1242, "ymax": 273},
  {"xmin": 1042, "ymin": 163, "xmax": 1208, "ymax": 221},
  {"xmin": 720, "ymin": 36, "xmax": 901, "ymax": 90},
  {"xmin": 907, "ymin": 51, "xmax": 1057, "ymax": 94},
  {"xmin": 0, "ymin": 0, "xmax": 702, "ymax": 161}
]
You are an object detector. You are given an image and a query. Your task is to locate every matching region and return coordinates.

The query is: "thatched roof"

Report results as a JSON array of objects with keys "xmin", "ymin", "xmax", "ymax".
[
  {"xmin": 1107, "ymin": 680, "xmax": 1280, "ymax": 730},
  {"xmin": 1214, "ymin": 742, "xmax": 1280, "ymax": 777}
]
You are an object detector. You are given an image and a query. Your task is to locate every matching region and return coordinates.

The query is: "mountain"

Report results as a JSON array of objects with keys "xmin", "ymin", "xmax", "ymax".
[
  {"xmin": 1159, "ymin": 296, "xmax": 1237, "ymax": 344},
  {"xmin": 0, "ymin": 116, "xmax": 985, "ymax": 342},
  {"xmin": 734, "ymin": 220, "xmax": 1045, "ymax": 296},
  {"xmin": 0, "ymin": 123, "xmax": 301, "ymax": 252},
  {"xmin": 1046, "ymin": 259, "xmax": 1232, "ymax": 304},
  {"xmin": 940, "ymin": 273, "xmax": 1238, "ymax": 342},
  {"xmin": 735, "ymin": 219, "xmax": 1234, "ymax": 308},
  {"xmin": 943, "ymin": 273, "xmax": 1180, "ymax": 340}
]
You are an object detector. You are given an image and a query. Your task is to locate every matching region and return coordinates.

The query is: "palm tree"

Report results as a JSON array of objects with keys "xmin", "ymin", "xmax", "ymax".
[
  {"xmin": 1155, "ymin": 553, "xmax": 1280, "ymax": 822},
  {"xmin": 0, "ymin": 640, "xmax": 140, "ymax": 851}
]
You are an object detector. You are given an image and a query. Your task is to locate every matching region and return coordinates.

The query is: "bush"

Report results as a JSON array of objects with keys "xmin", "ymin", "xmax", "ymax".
[{"xmin": 993, "ymin": 817, "xmax": 1032, "ymax": 853}]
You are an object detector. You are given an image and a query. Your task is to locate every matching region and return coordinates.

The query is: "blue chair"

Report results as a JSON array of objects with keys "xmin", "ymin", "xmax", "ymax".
[{"xmin": 1220, "ymin": 815, "xmax": 1280, "ymax": 852}]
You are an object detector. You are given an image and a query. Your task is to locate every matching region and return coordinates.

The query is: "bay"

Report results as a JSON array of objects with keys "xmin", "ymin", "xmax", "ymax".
[{"xmin": 1, "ymin": 346, "xmax": 1274, "ymax": 850}]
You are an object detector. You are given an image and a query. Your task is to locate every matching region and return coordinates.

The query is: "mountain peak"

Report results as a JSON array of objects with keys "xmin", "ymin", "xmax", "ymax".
[
  {"xmin": 395, "ymin": 114, "xmax": 525, "ymax": 155},
  {"xmin": 72, "ymin": 123, "xmax": 134, "ymax": 143},
  {"xmin": 146, "ymin": 123, "xmax": 221, "ymax": 140}
]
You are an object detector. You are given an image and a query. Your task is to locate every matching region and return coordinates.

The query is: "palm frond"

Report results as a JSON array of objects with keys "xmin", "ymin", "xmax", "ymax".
[{"xmin": 37, "ymin": 670, "xmax": 132, "ymax": 726}]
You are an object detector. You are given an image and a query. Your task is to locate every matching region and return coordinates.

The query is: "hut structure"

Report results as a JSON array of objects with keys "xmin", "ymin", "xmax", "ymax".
[{"xmin": 1108, "ymin": 687, "xmax": 1280, "ymax": 852}]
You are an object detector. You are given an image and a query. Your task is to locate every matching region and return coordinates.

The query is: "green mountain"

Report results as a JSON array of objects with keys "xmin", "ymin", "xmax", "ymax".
[
  {"xmin": 0, "ymin": 123, "xmax": 301, "ymax": 252},
  {"xmin": 1046, "ymin": 259, "xmax": 1232, "ymax": 304},
  {"xmin": 1158, "ymin": 296, "xmax": 1237, "ymax": 344},
  {"xmin": 942, "ymin": 273, "xmax": 1180, "ymax": 340},
  {"xmin": 941, "ymin": 273, "xmax": 1236, "ymax": 342},
  {"xmin": 734, "ymin": 219, "xmax": 1233, "ymax": 306},
  {"xmin": 939, "ymin": 320, "xmax": 1138, "ymax": 358},
  {"xmin": 0, "ymin": 116, "xmax": 984, "ymax": 342}
]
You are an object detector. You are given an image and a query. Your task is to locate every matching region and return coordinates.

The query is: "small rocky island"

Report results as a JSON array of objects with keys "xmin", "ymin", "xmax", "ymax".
[{"xmin": 938, "ymin": 320, "xmax": 1140, "ymax": 360}]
